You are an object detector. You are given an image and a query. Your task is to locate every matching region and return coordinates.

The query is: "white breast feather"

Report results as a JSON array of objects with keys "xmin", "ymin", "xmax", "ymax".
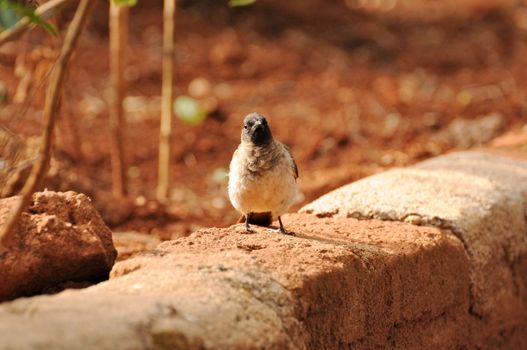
[{"xmin": 228, "ymin": 148, "xmax": 297, "ymax": 218}]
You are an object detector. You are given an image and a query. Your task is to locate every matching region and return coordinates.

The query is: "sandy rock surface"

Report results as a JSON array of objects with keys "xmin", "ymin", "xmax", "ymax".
[
  {"xmin": 112, "ymin": 231, "xmax": 161, "ymax": 261},
  {"xmin": 0, "ymin": 214, "xmax": 466, "ymax": 350},
  {"xmin": 301, "ymin": 151, "xmax": 527, "ymax": 345}
]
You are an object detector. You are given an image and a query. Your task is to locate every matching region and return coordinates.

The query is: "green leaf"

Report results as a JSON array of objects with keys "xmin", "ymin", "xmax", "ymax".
[
  {"xmin": 228, "ymin": 0, "xmax": 256, "ymax": 7},
  {"xmin": 0, "ymin": 2, "xmax": 21, "ymax": 30},
  {"xmin": 112, "ymin": 0, "xmax": 138, "ymax": 7},
  {"xmin": 17, "ymin": 6, "xmax": 58, "ymax": 35},
  {"xmin": 173, "ymin": 96, "xmax": 208, "ymax": 125},
  {"xmin": 0, "ymin": 0, "xmax": 58, "ymax": 35}
]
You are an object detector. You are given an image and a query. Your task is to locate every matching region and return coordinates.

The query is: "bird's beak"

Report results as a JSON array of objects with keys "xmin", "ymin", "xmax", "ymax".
[{"xmin": 253, "ymin": 121, "xmax": 263, "ymax": 130}]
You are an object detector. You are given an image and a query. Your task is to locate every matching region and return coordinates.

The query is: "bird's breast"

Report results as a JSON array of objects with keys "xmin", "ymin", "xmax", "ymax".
[{"xmin": 228, "ymin": 147, "xmax": 297, "ymax": 216}]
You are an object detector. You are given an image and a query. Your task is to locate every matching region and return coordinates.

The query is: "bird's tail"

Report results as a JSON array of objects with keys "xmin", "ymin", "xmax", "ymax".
[{"xmin": 237, "ymin": 212, "xmax": 273, "ymax": 227}]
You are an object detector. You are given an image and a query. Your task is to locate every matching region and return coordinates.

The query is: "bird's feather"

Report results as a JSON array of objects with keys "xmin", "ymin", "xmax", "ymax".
[{"xmin": 284, "ymin": 144, "xmax": 298, "ymax": 179}]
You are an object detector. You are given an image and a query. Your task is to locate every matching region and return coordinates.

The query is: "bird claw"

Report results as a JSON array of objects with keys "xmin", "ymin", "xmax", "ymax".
[
  {"xmin": 236, "ymin": 225, "xmax": 256, "ymax": 234},
  {"xmin": 280, "ymin": 228, "xmax": 295, "ymax": 236}
]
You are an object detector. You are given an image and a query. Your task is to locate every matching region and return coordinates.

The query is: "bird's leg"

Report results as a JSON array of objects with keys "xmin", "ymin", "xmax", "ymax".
[
  {"xmin": 245, "ymin": 213, "xmax": 255, "ymax": 233},
  {"xmin": 278, "ymin": 216, "xmax": 292, "ymax": 235}
]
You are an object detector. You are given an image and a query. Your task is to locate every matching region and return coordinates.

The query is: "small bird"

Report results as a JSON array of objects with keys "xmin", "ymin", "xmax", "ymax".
[{"xmin": 228, "ymin": 112, "xmax": 299, "ymax": 234}]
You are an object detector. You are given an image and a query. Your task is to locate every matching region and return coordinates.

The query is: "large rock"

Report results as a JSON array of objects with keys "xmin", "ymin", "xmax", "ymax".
[
  {"xmin": 301, "ymin": 151, "xmax": 527, "ymax": 346},
  {"xmin": 1, "ymin": 150, "xmax": 525, "ymax": 349},
  {"xmin": 0, "ymin": 191, "xmax": 117, "ymax": 301},
  {"xmin": 0, "ymin": 214, "xmax": 468, "ymax": 349}
]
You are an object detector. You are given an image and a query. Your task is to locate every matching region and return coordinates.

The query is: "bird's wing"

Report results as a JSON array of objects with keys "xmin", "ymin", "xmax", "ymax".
[{"xmin": 284, "ymin": 144, "xmax": 299, "ymax": 180}]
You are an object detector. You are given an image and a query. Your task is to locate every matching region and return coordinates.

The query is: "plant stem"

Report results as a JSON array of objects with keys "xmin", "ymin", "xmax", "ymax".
[
  {"xmin": 157, "ymin": 0, "xmax": 176, "ymax": 202},
  {"xmin": 0, "ymin": 0, "xmax": 94, "ymax": 245},
  {"xmin": 109, "ymin": 1, "xmax": 128, "ymax": 197}
]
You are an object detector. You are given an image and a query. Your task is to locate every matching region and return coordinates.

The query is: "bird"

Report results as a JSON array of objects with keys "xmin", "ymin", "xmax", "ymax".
[{"xmin": 228, "ymin": 112, "xmax": 299, "ymax": 234}]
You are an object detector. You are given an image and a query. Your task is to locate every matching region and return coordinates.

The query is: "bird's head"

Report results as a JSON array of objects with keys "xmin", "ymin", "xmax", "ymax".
[{"xmin": 241, "ymin": 112, "xmax": 273, "ymax": 146}]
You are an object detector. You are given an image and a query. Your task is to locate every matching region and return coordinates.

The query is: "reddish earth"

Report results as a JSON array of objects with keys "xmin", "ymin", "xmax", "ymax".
[{"xmin": 1, "ymin": 0, "xmax": 526, "ymax": 240}]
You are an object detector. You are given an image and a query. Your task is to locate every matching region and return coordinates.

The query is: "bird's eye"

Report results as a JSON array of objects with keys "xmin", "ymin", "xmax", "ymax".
[
  {"xmin": 262, "ymin": 119, "xmax": 267, "ymax": 125},
  {"xmin": 244, "ymin": 123, "xmax": 251, "ymax": 129}
]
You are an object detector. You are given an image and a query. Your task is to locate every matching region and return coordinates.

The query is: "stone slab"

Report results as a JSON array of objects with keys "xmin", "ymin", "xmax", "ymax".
[
  {"xmin": 301, "ymin": 151, "xmax": 527, "ymax": 345},
  {"xmin": 0, "ymin": 214, "xmax": 467, "ymax": 349}
]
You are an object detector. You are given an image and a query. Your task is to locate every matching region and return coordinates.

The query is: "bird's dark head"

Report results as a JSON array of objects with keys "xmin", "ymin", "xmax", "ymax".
[{"xmin": 241, "ymin": 112, "xmax": 273, "ymax": 146}]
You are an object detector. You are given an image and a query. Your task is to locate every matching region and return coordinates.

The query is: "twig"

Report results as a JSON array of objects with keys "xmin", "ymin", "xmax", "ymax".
[
  {"xmin": 108, "ymin": 1, "xmax": 128, "ymax": 197},
  {"xmin": 0, "ymin": 0, "xmax": 70, "ymax": 47},
  {"xmin": 156, "ymin": 0, "xmax": 176, "ymax": 202},
  {"xmin": 0, "ymin": 0, "xmax": 94, "ymax": 246},
  {"xmin": 0, "ymin": 125, "xmax": 25, "ymax": 189}
]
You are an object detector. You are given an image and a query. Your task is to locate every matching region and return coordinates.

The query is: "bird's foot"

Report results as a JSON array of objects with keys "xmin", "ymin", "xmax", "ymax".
[
  {"xmin": 242, "ymin": 213, "xmax": 257, "ymax": 234},
  {"xmin": 277, "ymin": 216, "xmax": 294, "ymax": 235},
  {"xmin": 235, "ymin": 225, "xmax": 256, "ymax": 234},
  {"xmin": 280, "ymin": 228, "xmax": 295, "ymax": 236}
]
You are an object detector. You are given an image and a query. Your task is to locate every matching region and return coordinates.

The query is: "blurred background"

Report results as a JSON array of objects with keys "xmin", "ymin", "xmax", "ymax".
[{"xmin": 1, "ymin": 0, "xmax": 526, "ymax": 246}]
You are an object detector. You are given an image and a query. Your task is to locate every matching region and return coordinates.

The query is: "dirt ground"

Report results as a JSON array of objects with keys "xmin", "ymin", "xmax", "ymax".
[{"xmin": 1, "ymin": 0, "xmax": 526, "ymax": 240}]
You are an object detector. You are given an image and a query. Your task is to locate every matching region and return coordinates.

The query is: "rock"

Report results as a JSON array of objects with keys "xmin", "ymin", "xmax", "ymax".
[
  {"xmin": 112, "ymin": 231, "xmax": 161, "ymax": 261},
  {"xmin": 491, "ymin": 128, "xmax": 527, "ymax": 149},
  {"xmin": 1, "ymin": 150, "xmax": 526, "ymax": 348},
  {"xmin": 0, "ymin": 214, "xmax": 468, "ymax": 349},
  {"xmin": 435, "ymin": 114, "xmax": 504, "ymax": 149},
  {"xmin": 301, "ymin": 151, "xmax": 527, "ymax": 345},
  {"xmin": 0, "ymin": 191, "xmax": 117, "ymax": 302}
]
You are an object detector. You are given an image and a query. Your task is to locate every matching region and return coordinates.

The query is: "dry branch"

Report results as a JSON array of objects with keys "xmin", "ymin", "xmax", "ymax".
[
  {"xmin": 157, "ymin": 0, "xmax": 176, "ymax": 202},
  {"xmin": 0, "ymin": 126, "xmax": 25, "ymax": 189},
  {"xmin": 108, "ymin": 2, "xmax": 129, "ymax": 197},
  {"xmin": 0, "ymin": 0, "xmax": 94, "ymax": 245}
]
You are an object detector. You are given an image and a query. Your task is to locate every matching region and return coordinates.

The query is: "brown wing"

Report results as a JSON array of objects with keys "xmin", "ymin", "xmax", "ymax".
[{"xmin": 284, "ymin": 145, "xmax": 298, "ymax": 180}]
